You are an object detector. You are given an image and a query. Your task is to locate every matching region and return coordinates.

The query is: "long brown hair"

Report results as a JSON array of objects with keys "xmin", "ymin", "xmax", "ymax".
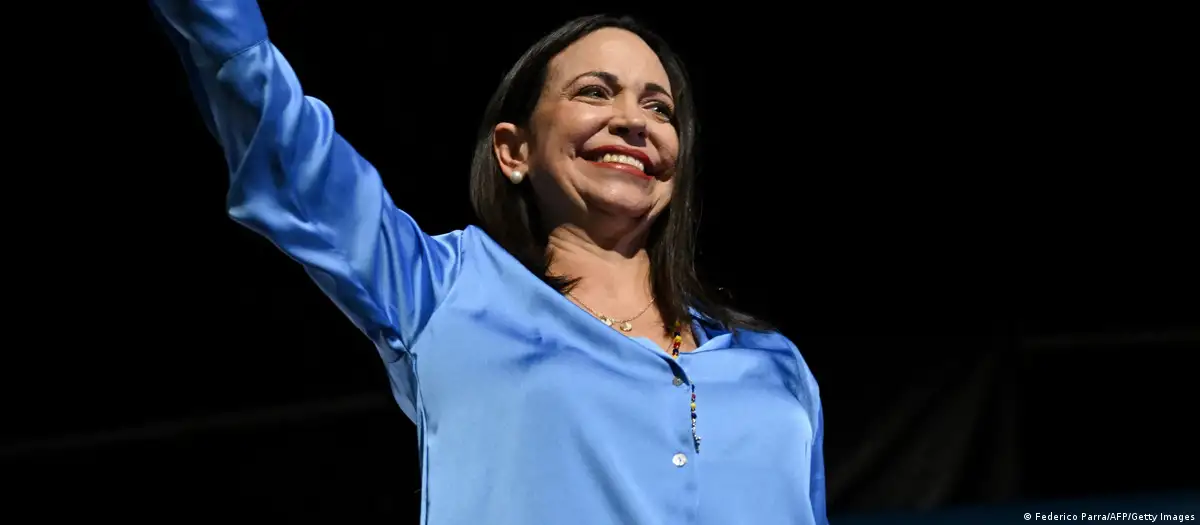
[{"xmin": 468, "ymin": 15, "xmax": 770, "ymax": 336}]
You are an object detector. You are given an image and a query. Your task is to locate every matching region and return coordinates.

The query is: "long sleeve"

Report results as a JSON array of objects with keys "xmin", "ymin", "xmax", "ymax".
[
  {"xmin": 151, "ymin": 0, "xmax": 463, "ymax": 364},
  {"xmin": 811, "ymin": 403, "xmax": 829, "ymax": 524}
]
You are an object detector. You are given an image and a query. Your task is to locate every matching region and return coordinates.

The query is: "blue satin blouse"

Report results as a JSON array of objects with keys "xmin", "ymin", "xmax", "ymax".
[{"xmin": 152, "ymin": 1, "xmax": 828, "ymax": 523}]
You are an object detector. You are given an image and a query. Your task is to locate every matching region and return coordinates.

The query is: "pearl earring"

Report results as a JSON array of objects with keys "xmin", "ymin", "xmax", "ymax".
[{"xmin": 509, "ymin": 170, "xmax": 524, "ymax": 184}]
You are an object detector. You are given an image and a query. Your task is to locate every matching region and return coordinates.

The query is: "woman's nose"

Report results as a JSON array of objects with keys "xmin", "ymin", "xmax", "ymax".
[{"xmin": 608, "ymin": 99, "xmax": 648, "ymax": 139}]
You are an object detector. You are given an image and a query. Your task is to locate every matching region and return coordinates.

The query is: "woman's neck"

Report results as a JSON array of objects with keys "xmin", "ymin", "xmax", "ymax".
[{"xmin": 545, "ymin": 225, "xmax": 653, "ymax": 307}]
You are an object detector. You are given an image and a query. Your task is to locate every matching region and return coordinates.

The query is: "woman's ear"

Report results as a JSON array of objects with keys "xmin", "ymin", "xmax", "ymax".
[{"xmin": 493, "ymin": 122, "xmax": 530, "ymax": 182}]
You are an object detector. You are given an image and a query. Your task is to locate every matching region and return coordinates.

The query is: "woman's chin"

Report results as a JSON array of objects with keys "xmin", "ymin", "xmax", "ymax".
[
  {"xmin": 555, "ymin": 174, "xmax": 669, "ymax": 225},
  {"xmin": 585, "ymin": 192, "xmax": 664, "ymax": 223}
]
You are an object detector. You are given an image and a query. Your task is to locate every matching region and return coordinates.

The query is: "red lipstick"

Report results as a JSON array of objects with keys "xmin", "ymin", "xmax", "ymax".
[{"xmin": 582, "ymin": 145, "xmax": 655, "ymax": 180}]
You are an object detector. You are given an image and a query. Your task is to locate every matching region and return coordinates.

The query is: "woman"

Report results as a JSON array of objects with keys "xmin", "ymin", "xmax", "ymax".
[{"xmin": 153, "ymin": 1, "xmax": 827, "ymax": 523}]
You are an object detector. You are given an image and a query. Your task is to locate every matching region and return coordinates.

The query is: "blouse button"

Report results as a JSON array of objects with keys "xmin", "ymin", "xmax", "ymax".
[{"xmin": 672, "ymin": 453, "xmax": 688, "ymax": 467}]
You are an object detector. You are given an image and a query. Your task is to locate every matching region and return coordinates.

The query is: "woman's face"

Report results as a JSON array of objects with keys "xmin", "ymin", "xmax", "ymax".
[{"xmin": 499, "ymin": 28, "xmax": 680, "ymax": 234}]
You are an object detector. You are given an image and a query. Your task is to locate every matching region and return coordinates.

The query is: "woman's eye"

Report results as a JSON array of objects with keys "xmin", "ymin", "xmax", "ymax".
[
  {"xmin": 647, "ymin": 102, "xmax": 674, "ymax": 118},
  {"xmin": 577, "ymin": 86, "xmax": 608, "ymax": 98}
]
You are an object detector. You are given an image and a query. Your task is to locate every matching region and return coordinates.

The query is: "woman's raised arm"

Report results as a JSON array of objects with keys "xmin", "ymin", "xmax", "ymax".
[{"xmin": 152, "ymin": 0, "xmax": 463, "ymax": 361}]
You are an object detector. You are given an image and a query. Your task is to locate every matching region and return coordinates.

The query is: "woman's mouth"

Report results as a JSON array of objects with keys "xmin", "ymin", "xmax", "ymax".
[
  {"xmin": 582, "ymin": 148, "xmax": 654, "ymax": 180},
  {"xmin": 594, "ymin": 153, "xmax": 645, "ymax": 173}
]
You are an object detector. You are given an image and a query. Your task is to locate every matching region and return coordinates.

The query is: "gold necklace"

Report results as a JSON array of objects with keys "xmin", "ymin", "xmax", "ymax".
[{"xmin": 567, "ymin": 292, "xmax": 655, "ymax": 332}]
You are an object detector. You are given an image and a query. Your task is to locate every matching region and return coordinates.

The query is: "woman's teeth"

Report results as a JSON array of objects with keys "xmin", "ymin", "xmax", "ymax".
[{"xmin": 599, "ymin": 153, "xmax": 645, "ymax": 172}]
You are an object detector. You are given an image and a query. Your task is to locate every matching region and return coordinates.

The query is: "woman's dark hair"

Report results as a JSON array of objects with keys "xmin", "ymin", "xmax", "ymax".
[{"xmin": 469, "ymin": 14, "xmax": 770, "ymax": 336}]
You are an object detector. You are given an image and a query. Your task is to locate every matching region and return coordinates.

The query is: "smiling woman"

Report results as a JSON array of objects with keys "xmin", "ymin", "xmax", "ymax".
[
  {"xmin": 152, "ymin": 1, "xmax": 828, "ymax": 524},
  {"xmin": 473, "ymin": 22, "xmax": 737, "ymax": 352}
]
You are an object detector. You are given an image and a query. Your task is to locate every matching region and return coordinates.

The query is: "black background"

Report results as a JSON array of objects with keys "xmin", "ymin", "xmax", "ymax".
[{"xmin": 3, "ymin": 2, "xmax": 1196, "ymax": 520}]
